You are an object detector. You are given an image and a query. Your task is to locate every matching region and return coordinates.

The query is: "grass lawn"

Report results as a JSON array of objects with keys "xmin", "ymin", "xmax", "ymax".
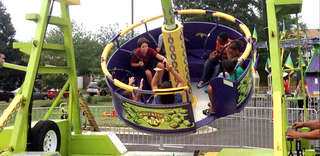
[{"xmin": 0, "ymin": 95, "xmax": 127, "ymax": 128}]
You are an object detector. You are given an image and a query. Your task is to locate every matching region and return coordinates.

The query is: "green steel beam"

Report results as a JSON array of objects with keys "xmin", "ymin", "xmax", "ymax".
[
  {"xmin": 59, "ymin": 1, "xmax": 82, "ymax": 135},
  {"xmin": 13, "ymin": 42, "xmax": 32, "ymax": 55},
  {"xmin": 2, "ymin": 63, "xmax": 27, "ymax": 72},
  {"xmin": 295, "ymin": 14, "xmax": 307, "ymax": 122},
  {"xmin": 265, "ymin": 0, "xmax": 288, "ymax": 155},
  {"xmin": 43, "ymin": 80, "xmax": 70, "ymax": 120},
  {"xmin": 9, "ymin": 0, "xmax": 52, "ymax": 153},
  {"xmin": 26, "ymin": 13, "xmax": 67, "ymax": 27},
  {"xmin": 38, "ymin": 66, "xmax": 70, "ymax": 74},
  {"xmin": 14, "ymin": 42, "xmax": 66, "ymax": 57},
  {"xmin": 274, "ymin": 0, "xmax": 302, "ymax": 15},
  {"xmin": 160, "ymin": 0, "xmax": 176, "ymax": 30},
  {"xmin": 285, "ymin": 97, "xmax": 305, "ymax": 101}
]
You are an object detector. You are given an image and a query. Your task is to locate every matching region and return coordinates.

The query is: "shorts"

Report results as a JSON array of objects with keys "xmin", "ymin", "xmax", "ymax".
[
  {"xmin": 298, "ymin": 97, "xmax": 309, "ymax": 108},
  {"xmin": 131, "ymin": 57, "xmax": 160, "ymax": 77}
]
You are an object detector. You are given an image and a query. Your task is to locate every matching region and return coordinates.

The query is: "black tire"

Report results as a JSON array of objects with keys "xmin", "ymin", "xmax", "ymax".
[
  {"xmin": 43, "ymin": 95, "xmax": 48, "ymax": 100},
  {"xmin": 6, "ymin": 97, "xmax": 12, "ymax": 103},
  {"xmin": 100, "ymin": 90, "xmax": 107, "ymax": 96},
  {"xmin": 89, "ymin": 93, "xmax": 95, "ymax": 96},
  {"xmin": 30, "ymin": 120, "xmax": 61, "ymax": 152}
]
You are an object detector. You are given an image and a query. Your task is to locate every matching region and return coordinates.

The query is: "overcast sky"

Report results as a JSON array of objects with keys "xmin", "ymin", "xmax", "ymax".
[{"xmin": 1, "ymin": 0, "xmax": 319, "ymax": 42}]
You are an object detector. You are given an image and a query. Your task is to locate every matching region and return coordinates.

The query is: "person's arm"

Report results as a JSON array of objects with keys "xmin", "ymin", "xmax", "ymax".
[
  {"xmin": 304, "ymin": 80, "xmax": 312, "ymax": 97},
  {"xmin": 127, "ymin": 77, "xmax": 137, "ymax": 101},
  {"xmin": 303, "ymin": 120, "xmax": 320, "ymax": 129},
  {"xmin": 131, "ymin": 61, "xmax": 144, "ymax": 67},
  {"xmin": 151, "ymin": 70, "xmax": 161, "ymax": 90},
  {"xmin": 167, "ymin": 65, "xmax": 184, "ymax": 87},
  {"xmin": 292, "ymin": 120, "xmax": 320, "ymax": 129},
  {"xmin": 131, "ymin": 51, "xmax": 144, "ymax": 67},
  {"xmin": 286, "ymin": 129, "xmax": 320, "ymax": 140},
  {"xmin": 295, "ymin": 80, "xmax": 302, "ymax": 93},
  {"xmin": 133, "ymin": 78, "xmax": 144, "ymax": 101},
  {"xmin": 155, "ymin": 53, "xmax": 167, "ymax": 64}
]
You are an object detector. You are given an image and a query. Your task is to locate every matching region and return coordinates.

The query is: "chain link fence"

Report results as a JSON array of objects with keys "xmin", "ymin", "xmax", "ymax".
[
  {"xmin": 84, "ymin": 95, "xmax": 319, "ymax": 151},
  {"xmin": 1, "ymin": 95, "xmax": 319, "ymax": 152}
]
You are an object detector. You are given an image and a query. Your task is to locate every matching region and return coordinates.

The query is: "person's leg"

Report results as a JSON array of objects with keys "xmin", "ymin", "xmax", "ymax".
[
  {"xmin": 145, "ymin": 69, "xmax": 153, "ymax": 86},
  {"xmin": 298, "ymin": 100, "xmax": 303, "ymax": 121},
  {"xmin": 209, "ymin": 63, "xmax": 221, "ymax": 82},
  {"xmin": 207, "ymin": 85, "xmax": 215, "ymax": 113},
  {"xmin": 203, "ymin": 84, "xmax": 215, "ymax": 115},
  {"xmin": 156, "ymin": 62, "xmax": 165, "ymax": 83},
  {"xmin": 202, "ymin": 58, "xmax": 220, "ymax": 82}
]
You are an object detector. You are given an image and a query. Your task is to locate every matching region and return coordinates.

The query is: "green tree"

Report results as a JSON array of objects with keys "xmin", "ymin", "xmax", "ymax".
[
  {"xmin": 0, "ymin": 1, "xmax": 25, "ymax": 91},
  {"xmin": 172, "ymin": 0, "xmax": 306, "ymax": 86},
  {"xmin": 41, "ymin": 22, "xmax": 132, "ymax": 89}
]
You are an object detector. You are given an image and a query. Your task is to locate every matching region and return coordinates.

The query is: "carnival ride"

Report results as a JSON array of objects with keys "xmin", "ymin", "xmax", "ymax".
[
  {"xmin": 0, "ymin": 0, "xmax": 318, "ymax": 155},
  {"xmin": 101, "ymin": 10, "xmax": 254, "ymax": 134}
]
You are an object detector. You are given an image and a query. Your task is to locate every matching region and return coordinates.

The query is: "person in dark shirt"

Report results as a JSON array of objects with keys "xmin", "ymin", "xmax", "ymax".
[
  {"xmin": 203, "ymin": 41, "xmax": 244, "ymax": 115},
  {"xmin": 197, "ymin": 32, "xmax": 232, "ymax": 88},
  {"xmin": 131, "ymin": 37, "xmax": 168, "ymax": 87}
]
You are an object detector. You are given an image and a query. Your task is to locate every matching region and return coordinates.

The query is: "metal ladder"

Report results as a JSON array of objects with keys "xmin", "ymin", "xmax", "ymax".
[{"xmin": 1, "ymin": 0, "xmax": 82, "ymax": 153}]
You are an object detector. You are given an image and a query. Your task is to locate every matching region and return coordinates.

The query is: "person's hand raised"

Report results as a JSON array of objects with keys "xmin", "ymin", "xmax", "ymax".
[
  {"xmin": 139, "ymin": 78, "xmax": 144, "ymax": 89},
  {"xmin": 128, "ymin": 77, "xmax": 135, "ymax": 86}
]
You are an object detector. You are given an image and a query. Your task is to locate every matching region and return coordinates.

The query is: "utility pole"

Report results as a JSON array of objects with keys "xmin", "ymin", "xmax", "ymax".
[{"xmin": 131, "ymin": 0, "xmax": 134, "ymax": 37}]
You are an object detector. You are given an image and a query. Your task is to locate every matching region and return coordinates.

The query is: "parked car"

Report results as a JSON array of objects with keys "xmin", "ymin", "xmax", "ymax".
[
  {"xmin": 0, "ymin": 89, "xmax": 14, "ymax": 102},
  {"xmin": 47, "ymin": 88, "xmax": 69, "ymax": 99},
  {"xmin": 33, "ymin": 88, "xmax": 49, "ymax": 100},
  {"xmin": 87, "ymin": 82, "xmax": 99, "ymax": 96},
  {"xmin": 99, "ymin": 88, "xmax": 110, "ymax": 96},
  {"xmin": 12, "ymin": 87, "xmax": 48, "ymax": 100}
]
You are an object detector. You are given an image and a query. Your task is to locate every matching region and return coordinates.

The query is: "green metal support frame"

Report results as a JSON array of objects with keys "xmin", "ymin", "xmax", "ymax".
[
  {"xmin": 0, "ymin": 0, "xmax": 81, "ymax": 154},
  {"xmin": 265, "ymin": 0, "xmax": 302, "ymax": 156},
  {"xmin": 9, "ymin": 0, "xmax": 53, "ymax": 152},
  {"xmin": 295, "ymin": 13, "xmax": 308, "ymax": 122},
  {"xmin": 1, "ymin": 1, "xmax": 127, "ymax": 155},
  {"xmin": 160, "ymin": 0, "xmax": 176, "ymax": 30}
]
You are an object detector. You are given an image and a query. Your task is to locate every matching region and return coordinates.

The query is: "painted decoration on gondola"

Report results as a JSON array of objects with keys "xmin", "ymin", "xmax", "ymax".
[
  {"xmin": 237, "ymin": 69, "xmax": 252, "ymax": 106},
  {"xmin": 123, "ymin": 102, "xmax": 195, "ymax": 130}
]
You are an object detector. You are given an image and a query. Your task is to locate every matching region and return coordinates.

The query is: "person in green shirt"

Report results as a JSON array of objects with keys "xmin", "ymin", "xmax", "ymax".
[
  {"xmin": 230, "ymin": 64, "xmax": 244, "ymax": 81},
  {"xmin": 203, "ymin": 40, "xmax": 245, "ymax": 115}
]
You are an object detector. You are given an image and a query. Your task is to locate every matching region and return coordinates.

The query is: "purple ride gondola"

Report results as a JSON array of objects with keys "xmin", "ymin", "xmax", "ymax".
[{"xmin": 101, "ymin": 10, "xmax": 255, "ymax": 134}]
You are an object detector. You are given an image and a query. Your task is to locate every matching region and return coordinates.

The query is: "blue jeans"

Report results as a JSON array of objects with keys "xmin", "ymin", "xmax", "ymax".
[{"xmin": 200, "ymin": 57, "xmax": 220, "ymax": 82}]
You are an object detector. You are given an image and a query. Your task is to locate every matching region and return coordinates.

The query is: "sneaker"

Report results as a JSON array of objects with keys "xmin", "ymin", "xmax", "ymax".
[
  {"xmin": 204, "ymin": 87, "xmax": 208, "ymax": 93},
  {"xmin": 201, "ymin": 54, "xmax": 209, "ymax": 59},
  {"xmin": 197, "ymin": 81, "xmax": 208, "ymax": 88},
  {"xmin": 203, "ymin": 109, "xmax": 215, "ymax": 116}
]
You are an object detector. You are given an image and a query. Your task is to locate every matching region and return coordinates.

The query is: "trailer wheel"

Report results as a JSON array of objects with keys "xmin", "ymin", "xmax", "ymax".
[{"xmin": 30, "ymin": 120, "xmax": 61, "ymax": 152}]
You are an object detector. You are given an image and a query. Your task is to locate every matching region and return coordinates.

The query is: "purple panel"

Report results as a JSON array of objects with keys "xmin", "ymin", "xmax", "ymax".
[
  {"xmin": 306, "ymin": 75, "xmax": 320, "ymax": 96},
  {"xmin": 209, "ymin": 59, "xmax": 253, "ymax": 118},
  {"xmin": 211, "ymin": 78, "xmax": 238, "ymax": 117},
  {"xmin": 187, "ymin": 49, "xmax": 206, "ymax": 82},
  {"xmin": 182, "ymin": 22, "xmax": 245, "ymax": 50},
  {"xmin": 308, "ymin": 52, "xmax": 320, "ymax": 72}
]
